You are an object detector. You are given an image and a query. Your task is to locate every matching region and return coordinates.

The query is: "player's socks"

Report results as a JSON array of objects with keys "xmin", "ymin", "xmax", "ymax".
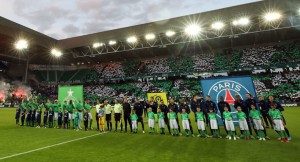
[
  {"xmin": 107, "ymin": 122, "xmax": 109, "ymax": 131},
  {"xmin": 89, "ymin": 119, "xmax": 93, "ymax": 129},
  {"xmin": 284, "ymin": 127, "xmax": 290, "ymax": 138}
]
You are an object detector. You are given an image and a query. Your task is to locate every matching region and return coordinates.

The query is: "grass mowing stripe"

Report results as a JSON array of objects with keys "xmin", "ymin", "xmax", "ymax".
[{"xmin": 0, "ymin": 132, "xmax": 105, "ymax": 161}]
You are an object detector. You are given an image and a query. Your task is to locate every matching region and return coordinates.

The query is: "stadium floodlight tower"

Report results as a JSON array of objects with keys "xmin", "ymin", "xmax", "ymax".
[{"xmin": 14, "ymin": 39, "xmax": 29, "ymax": 83}]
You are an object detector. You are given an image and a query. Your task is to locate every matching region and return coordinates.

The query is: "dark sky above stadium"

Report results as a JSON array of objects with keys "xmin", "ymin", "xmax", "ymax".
[{"xmin": 0, "ymin": 0, "xmax": 260, "ymax": 39}]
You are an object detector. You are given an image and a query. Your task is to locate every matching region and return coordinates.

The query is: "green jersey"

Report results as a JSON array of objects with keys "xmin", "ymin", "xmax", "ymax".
[
  {"xmin": 157, "ymin": 112, "xmax": 165, "ymax": 119},
  {"xmin": 20, "ymin": 102, "xmax": 27, "ymax": 111},
  {"xmin": 62, "ymin": 104, "xmax": 69, "ymax": 112},
  {"xmin": 130, "ymin": 114, "xmax": 138, "ymax": 121},
  {"xmin": 249, "ymin": 109, "xmax": 261, "ymax": 120},
  {"xmin": 32, "ymin": 102, "xmax": 38, "ymax": 110},
  {"xmin": 148, "ymin": 112, "xmax": 155, "ymax": 119},
  {"xmin": 74, "ymin": 111, "xmax": 79, "ymax": 119},
  {"xmin": 223, "ymin": 111, "xmax": 232, "ymax": 121},
  {"xmin": 76, "ymin": 102, "xmax": 83, "ymax": 112},
  {"xmin": 181, "ymin": 113, "xmax": 189, "ymax": 120},
  {"xmin": 52, "ymin": 103, "xmax": 60, "ymax": 113},
  {"xmin": 68, "ymin": 104, "xmax": 74, "ymax": 113},
  {"xmin": 237, "ymin": 111, "xmax": 246, "ymax": 120},
  {"xmin": 208, "ymin": 113, "xmax": 216, "ymax": 120},
  {"xmin": 169, "ymin": 112, "xmax": 177, "ymax": 119},
  {"xmin": 269, "ymin": 109, "xmax": 282, "ymax": 120},
  {"xmin": 45, "ymin": 102, "xmax": 52, "ymax": 111},
  {"xmin": 84, "ymin": 103, "xmax": 91, "ymax": 112},
  {"xmin": 196, "ymin": 112, "xmax": 204, "ymax": 120}
]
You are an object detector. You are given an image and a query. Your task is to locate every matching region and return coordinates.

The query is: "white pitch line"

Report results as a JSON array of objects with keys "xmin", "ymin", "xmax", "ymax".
[{"xmin": 0, "ymin": 132, "xmax": 106, "ymax": 161}]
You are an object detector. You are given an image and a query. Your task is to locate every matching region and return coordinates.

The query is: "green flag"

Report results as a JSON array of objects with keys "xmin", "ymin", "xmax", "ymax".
[{"xmin": 58, "ymin": 85, "xmax": 83, "ymax": 105}]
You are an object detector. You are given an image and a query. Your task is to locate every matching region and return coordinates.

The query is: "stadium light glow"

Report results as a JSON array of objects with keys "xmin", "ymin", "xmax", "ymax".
[
  {"xmin": 108, "ymin": 40, "xmax": 117, "ymax": 45},
  {"xmin": 166, "ymin": 31, "xmax": 176, "ymax": 37},
  {"xmin": 127, "ymin": 36, "xmax": 137, "ymax": 43},
  {"xmin": 93, "ymin": 42, "xmax": 104, "ymax": 48},
  {"xmin": 184, "ymin": 24, "xmax": 201, "ymax": 36},
  {"xmin": 145, "ymin": 34, "xmax": 155, "ymax": 40},
  {"xmin": 211, "ymin": 21, "xmax": 225, "ymax": 30},
  {"xmin": 263, "ymin": 12, "xmax": 282, "ymax": 22},
  {"xmin": 51, "ymin": 48, "xmax": 62, "ymax": 57},
  {"xmin": 14, "ymin": 39, "xmax": 28, "ymax": 50},
  {"xmin": 232, "ymin": 17, "xmax": 250, "ymax": 26}
]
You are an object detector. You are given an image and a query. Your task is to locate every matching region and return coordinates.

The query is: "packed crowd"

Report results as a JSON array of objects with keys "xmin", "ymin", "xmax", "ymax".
[{"xmin": 15, "ymin": 94, "xmax": 292, "ymax": 142}]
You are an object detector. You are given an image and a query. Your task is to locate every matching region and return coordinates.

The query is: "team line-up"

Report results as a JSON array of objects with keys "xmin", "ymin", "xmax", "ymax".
[{"xmin": 15, "ymin": 94, "xmax": 291, "ymax": 143}]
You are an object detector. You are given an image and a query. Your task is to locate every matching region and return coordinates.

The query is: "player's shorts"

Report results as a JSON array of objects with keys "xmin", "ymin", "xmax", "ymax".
[
  {"xmin": 68, "ymin": 113, "xmax": 73, "ymax": 120},
  {"xmin": 98, "ymin": 117, "xmax": 105, "ymax": 125},
  {"xmin": 253, "ymin": 119, "xmax": 264, "ymax": 130},
  {"xmin": 158, "ymin": 118, "xmax": 165, "ymax": 128},
  {"xmin": 88, "ymin": 112, "xmax": 93, "ymax": 120},
  {"xmin": 210, "ymin": 119, "xmax": 218, "ymax": 129},
  {"xmin": 239, "ymin": 120, "xmax": 249, "ymax": 130},
  {"xmin": 132, "ymin": 120, "xmax": 137, "ymax": 129},
  {"xmin": 170, "ymin": 119, "xmax": 178, "ymax": 129},
  {"xmin": 148, "ymin": 118, "xmax": 155, "ymax": 128},
  {"xmin": 106, "ymin": 114, "xmax": 111, "ymax": 121},
  {"xmin": 197, "ymin": 120, "xmax": 206, "ymax": 130},
  {"xmin": 54, "ymin": 112, "xmax": 58, "ymax": 120},
  {"xmin": 182, "ymin": 119, "xmax": 190, "ymax": 130},
  {"xmin": 115, "ymin": 113, "xmax": 121, "ymax": 121},
  {"xmin": 274, "ymin": 119, "xmax": 285, "ymax": 131},
  {"xmin": 79, "ymin": 112, "xmax": 83, "ymax": 120},
  {"xmin": 225, "ymin": 120, "xmax": 235, "ymax": 131}
]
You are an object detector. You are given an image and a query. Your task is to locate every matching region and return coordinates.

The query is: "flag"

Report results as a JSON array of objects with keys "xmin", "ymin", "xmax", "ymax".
[
  {"xmin": 147, "ymin": 93, "xmax": 168, "ymax": 105},
  {"xmin": 58, "ymin": 85, "xmax": 83, "ymax": 105}
]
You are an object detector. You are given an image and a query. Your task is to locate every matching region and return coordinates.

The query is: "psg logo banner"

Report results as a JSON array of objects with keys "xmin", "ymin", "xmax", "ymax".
[{"xmin": 201, "ymin": 76, "xmax": 257, "ymax": 125}]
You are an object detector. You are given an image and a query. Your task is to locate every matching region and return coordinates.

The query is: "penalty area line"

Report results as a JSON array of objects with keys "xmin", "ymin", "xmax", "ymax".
[{"xmin": 0, "ymin": 132, "xmax": 106, "ymax": 161}]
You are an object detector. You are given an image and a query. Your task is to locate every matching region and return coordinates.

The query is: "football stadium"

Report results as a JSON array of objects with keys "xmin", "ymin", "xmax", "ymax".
[{"xmin": 0, "ymin": 0, "xmax": 300, "ymax": 161}]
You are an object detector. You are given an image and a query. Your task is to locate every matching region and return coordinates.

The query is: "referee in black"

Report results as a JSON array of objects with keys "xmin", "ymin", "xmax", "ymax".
[{"xmin": 122, "ymin": 98, "xmax": 132, "ymax": 133}]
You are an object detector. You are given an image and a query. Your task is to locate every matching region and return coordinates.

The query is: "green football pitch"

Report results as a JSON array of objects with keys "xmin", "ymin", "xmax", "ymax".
[{"xmin": 0, "ymin": 108, "xmax": 299, "ymax": 162}]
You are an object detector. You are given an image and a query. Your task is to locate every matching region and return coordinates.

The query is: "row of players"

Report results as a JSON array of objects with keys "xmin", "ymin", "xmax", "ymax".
[{"xmin": 15, "ymin": 94, "xmax": 291, "ymax": 142}]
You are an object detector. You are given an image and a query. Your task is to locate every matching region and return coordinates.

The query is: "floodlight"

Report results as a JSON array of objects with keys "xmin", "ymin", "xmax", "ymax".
[
  {"xmin": 51, "ymin": 48, "xmax": 62, "ymax": 57},
  {"xmin": 211, "ymin": 21, "xmax": 225, "ymax": 30},
  {"xmin": 93, "ymin": 42, "xmax": 104, "ymax": 48},
  {"xmin": 15, "ymin": 39, "xmax": 28, "ymax": 50},
  {"xmin": 184, "ymin": 24, "xmax": 201, "ymax": 36},
  {"xmin": 263, "ymin": 12, "xmax": 282, "ymax": 22},
  {"xmin": 145, "ymin": 34, "xmax": 155, "ymax": 40},
  {"xmin": 127, "ymin": 36, "xmax": 137, "ymax": 43},
  {"xmin": 232, "ymin": 17, "xmax": 250, "ymax": 26},
  {"xmin": 166, "ymin": 31, "xmax": 175, "ymax": 37},
  {"xmin": 109, "ymin": 40, "xmax": 116, "ymax": 45}
]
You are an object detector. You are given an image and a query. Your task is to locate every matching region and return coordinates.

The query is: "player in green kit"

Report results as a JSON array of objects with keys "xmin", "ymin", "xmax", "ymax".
[
  {"xmin": 269, "ymin": 104, "xmax": 290, "ymax": 143},
  {"xmin": 52, "ymin": 100, "xmax": 60, "ymax": 128},
  {"xmin": 76, "ymin": 99, "xmax": 84, "ymax": 129},
  {"xmin": 157, "ymin": 108, "xmax": 165, "ymax": 134},
  {"xmin": 131, "ymin": 110, "xmax": 138, "ymax": 133},
  {"xmin": 74, "ymin": 108, "xmax": 79, "ymax": 131},
  {"xmin": 195, "ymin": 107, "xmax": 207, "ymax": 137},
  {"xmin": 181, "ymin": 108, "xmax": 191, "ymax": 137},
  {"xmin": 249, "ymin": 104, "xmax": 266, "ymax": 141},
  {"xmin": 68, "ymin": 100, "xmax": 75, "ymax": 129},
  {"xmin": 148, "ymin": 108, "xmax": 155, "ymax": 134},
  {"xmin": 223, "ymin": 106, "xmax": 236, "ymax": 140},
  {"xmin": 208, "ymin": 108, "xmax": 221, "ymax": 138},
  {"xmin": 84, "ymin": 99, "xmax": 93, "ymax": 130},
  {"xmin": 169, "ymin": 107, "xmax": 179, "ymax": 136},
  {"xmin": 237, "ymin": 106, "xmax": 250, "ymax": 140}
]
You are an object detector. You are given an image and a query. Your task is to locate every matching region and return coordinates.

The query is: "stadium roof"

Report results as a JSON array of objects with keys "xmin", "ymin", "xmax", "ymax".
[{"xmin": 1, "ymin": 0, "xmax": 300, "ymax": 65}]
